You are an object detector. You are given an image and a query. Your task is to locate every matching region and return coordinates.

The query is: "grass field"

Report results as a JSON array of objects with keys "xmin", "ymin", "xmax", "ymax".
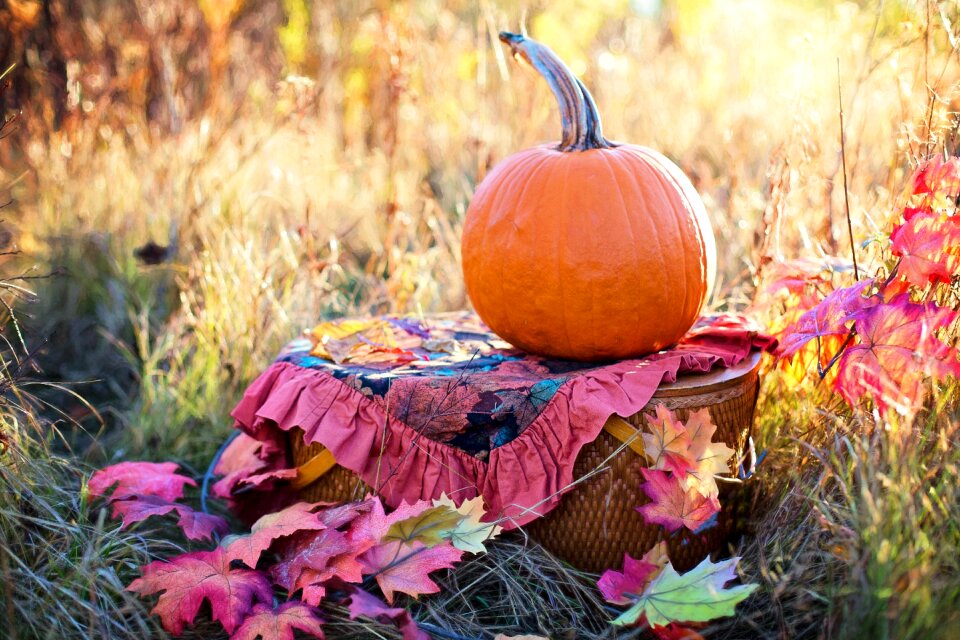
[{"xmin": 1, "ymin": 0, "xmax": 959, "ymax": 638}]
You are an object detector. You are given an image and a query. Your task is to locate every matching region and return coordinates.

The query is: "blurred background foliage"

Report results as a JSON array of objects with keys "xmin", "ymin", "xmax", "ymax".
[{"xmin": 0, "ymin": 0, "xmax": 956, "ymax": 459}]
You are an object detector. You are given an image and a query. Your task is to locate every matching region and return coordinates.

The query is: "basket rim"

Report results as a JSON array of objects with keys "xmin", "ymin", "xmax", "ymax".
[{"xmin": 650, "ymin": 350, "xmax": 762, "ymax": 398}]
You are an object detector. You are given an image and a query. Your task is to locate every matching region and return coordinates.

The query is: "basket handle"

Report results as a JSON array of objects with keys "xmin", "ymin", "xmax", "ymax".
[
  {"xmin": 291, "ymin": 447, "xmax": 338, "ymax": 489},
  {"xmin": 603, "ymin": 415, "xmax": 647, "ymax": 457}
]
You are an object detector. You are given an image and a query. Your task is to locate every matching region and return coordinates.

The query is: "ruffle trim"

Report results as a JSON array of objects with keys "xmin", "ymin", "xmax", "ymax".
[{"xmin": 230, "ymin": 339, "xmax": 764, "ymax": 530}]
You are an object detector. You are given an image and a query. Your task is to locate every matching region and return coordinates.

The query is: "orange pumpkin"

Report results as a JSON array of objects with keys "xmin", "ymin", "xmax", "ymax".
[{"xmin": 461, "ymin": 32, "xmax": 717, "ymax": 361}]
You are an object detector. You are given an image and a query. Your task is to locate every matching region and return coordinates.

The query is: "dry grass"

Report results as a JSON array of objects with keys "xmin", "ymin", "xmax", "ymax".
[{"xmin": 2, "ymin": 0, "xmax": 960, "ymax": 638}]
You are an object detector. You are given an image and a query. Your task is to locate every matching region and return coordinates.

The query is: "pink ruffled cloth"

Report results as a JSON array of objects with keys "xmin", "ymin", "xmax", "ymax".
[{"xmin": 227, "ymin": 313, "xmax": 773, "ymax": 529}]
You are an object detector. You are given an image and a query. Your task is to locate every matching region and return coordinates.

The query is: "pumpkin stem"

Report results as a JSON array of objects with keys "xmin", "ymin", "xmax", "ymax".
[{"xmin": 499, "ymin": 32, "xmax": 614, "ymax": 152}]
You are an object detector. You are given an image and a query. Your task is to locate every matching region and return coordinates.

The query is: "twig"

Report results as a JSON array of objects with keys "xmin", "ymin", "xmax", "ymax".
[{"xmin": 837, "ymin": 59, "xmax": 859, "ymax": 282}]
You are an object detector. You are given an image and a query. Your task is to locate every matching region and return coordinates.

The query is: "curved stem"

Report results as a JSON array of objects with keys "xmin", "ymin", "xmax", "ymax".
[{"xmin": 499, "ymin": 32, "xmax": 614, "ymax": 152}]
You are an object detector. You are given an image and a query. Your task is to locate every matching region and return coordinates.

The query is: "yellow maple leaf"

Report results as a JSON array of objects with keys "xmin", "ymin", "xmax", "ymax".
[
  {"xmin": 641, "ymin": 404, "xmax": 692, "ymax": 473},
  {"xmin": 681, "ymin": 409, "xmax": 735, "ymax": 498},
  {"xmin": 432, "ymin": 493, "xmax": 503, "ymax": 554}
]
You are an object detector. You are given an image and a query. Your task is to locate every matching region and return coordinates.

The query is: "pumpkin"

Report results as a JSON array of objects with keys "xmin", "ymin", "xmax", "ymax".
[{"xmin": 461, "ymin": 32, "xmax": 717, "ymax": 361}]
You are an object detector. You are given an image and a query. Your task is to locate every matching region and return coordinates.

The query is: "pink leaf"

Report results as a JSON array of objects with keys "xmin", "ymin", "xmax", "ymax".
[
  {"xmin": 226, "ymin": 502, "xmax": 328, "ymax": 568},
  {"xmin": 358, "ymin": 539, "xmax": 463, "ymax": 603},
  {"xmin": 836, "ymin": 295, "xmax": 960, "ymax": 414},
  {"xmin": 347, "ymin": 588, "xmax": 429, "ymax": 640},
  {"xmin": 890, "ymin": 213, "xmax": 960, "ymax": 287},
  {"xmin": 636, "ymin": 469, "xmax": 720, "ymax": 533},
  {"xmin": 270, "ymin": 528, "xmax": 370, "ymax": 604},
  {"xmin": 88, "ymin": 461, "xmax": 195, "ymax": 502},
  {"xmin": 110, "ymin": 495, "xmax": 228, "ymax": 541},
  {"xmin": 778, "ymin": 280, "xmax": 877, "ymax": 359},
  {"xmin": 230, "ymin": 602, "xmax": 325, "ymax": 640},
  {"xmin": 598, "ymin": 553, "xmax": 660, "ymax": 605},
  {"xmin": 127, "ymin": 547, "xmax": 273, "ymax": 635},
  {"xmin": 213, "ymin": 433, "xmax": 286, "ymax": 499}
]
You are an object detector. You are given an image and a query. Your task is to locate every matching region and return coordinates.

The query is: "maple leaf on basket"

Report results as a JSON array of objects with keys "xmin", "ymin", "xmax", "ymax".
[
  {"xmin": 642, "ymin": 404, "xmax": 693, "ymax": 475},
  {"xmin": 110, "ymin": 495, "xmax": 228, "ymax": 541},
  {"xmin": 778, "ymin": 280, "xmax": 877, "ymax": 360},
  {"xmin": 347, "ymin": 588, "xmax": 429, "ymax": 640},
  {"xmin": 890, "ymin": 213, "xmax": 960, "ymax": 287},
  {"xmin": 127, "ymin": 547, "xmax": 273, "ymax": 635},
  {"xmin": 230, "ymin": 602, "xmax": 326, "ymax": 640},
  {"xmin": 834, "ymin": 295, "xmax": 960, "ymax": 415},
  {"xmin": 225, "ymin": 501, "xmax": 329, "ymax": 568},
  {"xmin": 636, "ymin": 468, "xmax": 720, "ymax": 533},
  {"xmin": 88, "ymin": 461, "xmax": 195, "ymax": 502},
  {"xmin": 610, "ymin": 556, "xmax": 758, "ymax": 628}
]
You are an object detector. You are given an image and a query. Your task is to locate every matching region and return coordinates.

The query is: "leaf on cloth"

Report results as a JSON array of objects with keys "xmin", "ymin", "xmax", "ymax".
[
  {"xmin": 226, "ymin": 502, "xmax": 328, "ymax": 568},
  {"xmin": 230, "ymin": 602, "xmax": 325, "ymax": 640},
  {"xmin": 431, "ymin": 493, "xmax": 503, "ymax": 553},
  {"xmin": 636, "ymin": 469, "xmax": 720, "ymax": 533},
  {"xmin": 110, "ymin": 495, "xmax": 228, "ymax": 541},
  {"xmin": 88, "ymin": 461, "xmax": 195, "ymax": 502},
  {"xmin": 778, "ymin": 280, "xmax": 877, "ymax": 359},
  {"xmin": 835, "ymin": 295, "xmax": 960, "ymax": 415},
  {"xmin": 597, "ymin": 543, "xmax": 668, "ymax": 606},
  {"xmin": 127, "ymin": 547, "xmax": 273, "ymax": 635},
  {"xmin": 890, "ymin": 213, "xmax": 960, "ymax": 287},
  {"xmin": 611, "ymin": 556, "xmax": 758, "ymax": 627},
  {"xmin": 347, "ymin": 588, "xmax": 429, "ymax": 640},
  {"xmin": 642, "ymin": 404, "xmax": 693, "ymax": 475},
  {"xmin": 358, "ymin": 539, "xmax": 463, "ymax": 603},
  {"xmin": 386, "ymin": 316, "xmax": 431, "ymax": 339}
]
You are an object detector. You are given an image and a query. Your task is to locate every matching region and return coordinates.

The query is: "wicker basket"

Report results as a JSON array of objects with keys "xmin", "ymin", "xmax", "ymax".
[
  {"xmin": 524, "ymin": 351, "xmax": 762, "ymax": 573},
  {"xmin": 288, "ymin": 352, "xmax": 761, "ymax": 573}
]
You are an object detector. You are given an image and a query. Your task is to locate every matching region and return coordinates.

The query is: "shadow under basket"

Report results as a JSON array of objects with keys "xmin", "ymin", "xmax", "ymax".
[{"xmin": 288, "ymin": 351, "xmax": 762, "ymax": 574}]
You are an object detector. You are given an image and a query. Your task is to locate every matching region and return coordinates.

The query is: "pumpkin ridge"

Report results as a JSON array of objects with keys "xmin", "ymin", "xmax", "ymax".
[
  {"xmin": 618, "ymin": 148, "xmax": 675, "ymax": 338},
  {"xmin": 498, "ymin": 153, "xmax": 562, "ymax": 346},
  {"xmin": 636, "ymin": 146, "xmax": 710, "ymax": 319},
  {"xmin": 471, "ymin": 150, "xmax": 548, "ymax": 331},
  {"xmin": 597, "ymin": 150, "xmax": 640, "ymax": 355},
  {"xmin": 557, "ymin": 157, "xmax": 576, "ymax": 357}
]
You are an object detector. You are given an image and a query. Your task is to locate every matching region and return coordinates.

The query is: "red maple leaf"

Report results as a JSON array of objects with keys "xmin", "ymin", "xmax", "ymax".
[
  {"xmin": 836, "ymin": 295, "xmax": 960, "ymax": 414},
  {"xmin": 911, "ymin": 156, "xmax": 960, "ymax": 196},
  {"xmin": 110, "ymin": 495, "xmax": 228, "ymax": 541},
  {"xmin": 652, "ymin": 623, "xmax": 706, "ymax": 640},
  {"xmin": 88, "ymin": 461, "xmax": 195, "ymax": 502},
  {"xmin": 890, "ymin": 213, "xmax": 960, "ymax": 286},
  {"xmin": 270, "ymin": 528, "xmax": 370, "ymax": 604},
  {"xmin": 213, "ymin": 433, "xmax": 288, "ymax": 499},
  {"xmin": 778, "ymin": 280, "xmax": 877, "ymax": 359},
  {"xmin": 127, "ymin": 547, "xmax": 273, "ymax": 635},
  {"xmin": 226, "ymin": 502, "xmax": 329, "ymax": 568},
  {"xmin": 358, "ymin": 539, "xmax": 463, "ymax": 603},
  {"xmin": 230, "ymin": 602, "xmax": 325, "ymax": 640},
  {"xmin": 636, "ymin": 469, "xmax": 720, "ymax": 533},
  {"xmin": 347, "ymin": 588, "xmax": 429, "ymax": 640},
  {"xmin": 597, "ymin": 552, "xmax": 661, "ymax": 605}
]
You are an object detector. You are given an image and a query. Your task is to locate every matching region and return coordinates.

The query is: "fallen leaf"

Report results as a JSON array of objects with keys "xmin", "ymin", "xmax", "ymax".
[
  {"xmin": 226, "ymin": 502, "xmax": 327, "ymax": 568},
  {"xmin": 347, "ymin": 588, "xmax": 428, "ymax": 640},
  {"xmin": 110, "ymin": 495, "xmax": 228, "ymax": 541},
  {"xmin": 598, "ymin": 548, "xmax": 664, "ymax": 605},
  {"xmin": 230, "ymin": 602, "xmax": 325, "ymax": 640},
  {"xmin": 431, "ymin": 494, "xmax": 503, "ymax": 553},
  {"xmin": 127, "ymin": 547, "xmax": 273, "ymax": 635},
  {"xmin": 612, "ymin": 556, "xmax": 758, "ymax": 627},
  {"xmin": 358, "ymin": 539, "xmax": 463, "ymax": 603},
  {"xmin": 88, "ymin": 461, "xmax": 195, "ymax": 502}
]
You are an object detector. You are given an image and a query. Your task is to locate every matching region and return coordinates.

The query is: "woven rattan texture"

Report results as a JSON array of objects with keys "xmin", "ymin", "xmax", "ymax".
[
  {"xmin": 289, "ymin": 367, "xmax": 759, "ymax": 572},
  {"xmin": 290, "ymin": 431, "xmax": 372, "ymax": 503},
  {"xmin": 524, "ymin": 368, "xmax": 759, "ymax": 572}
]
